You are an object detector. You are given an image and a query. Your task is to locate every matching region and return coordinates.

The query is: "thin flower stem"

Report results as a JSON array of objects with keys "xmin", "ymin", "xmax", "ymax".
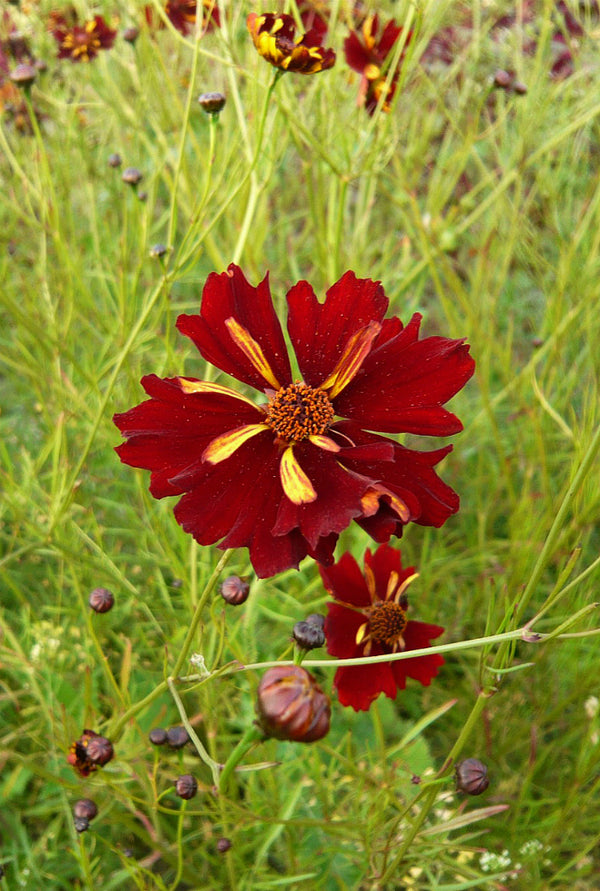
[
  {"xmin": 167, "ymin": 677, "xmax": 221, "ymax": 785},
  {"xmin": 168, "ymin": 800, "xmax": 187, "ymax": 891},
  {"xmin": 110, "ymin": 680, "xmax": 169, "ymax": 739},
  {"xmin": 218, "ymin": 725, "xmax": 265, "ymax": 794}
]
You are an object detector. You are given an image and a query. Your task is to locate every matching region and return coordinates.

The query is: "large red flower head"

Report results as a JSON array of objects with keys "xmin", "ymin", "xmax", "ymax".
[
  {"xmin": 247, "ymin": 12, "xmax": 336, "ymax": 74},
  {"xmin": 321, "ymin": 544, "xmax": 445, "ymax": 711},
  {"xmin": 144, "ymin": 0, "xmax": 220, "ymax": 37},
  {"xmin": 344, "ymin": 14, "xmax": 410, "ymax": 114},
  {"xmin": 114, "ymin": 265, "xmax": 474, "ymax": 578},
  {"xmin": 51, "ymin": 13, "xmax": 116, "ymax": 62}
]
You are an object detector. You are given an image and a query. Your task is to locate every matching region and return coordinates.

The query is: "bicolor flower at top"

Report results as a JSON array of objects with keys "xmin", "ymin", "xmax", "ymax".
[
  {"xmin": 344, "ymin": 14, "xmax": 410, "ymax": 114},
  {"xmin": 144, "ymin": 0, "xmax": 220, "ymax": 37},
  {"xmin": 114, "ymin": 264, "xmax": 474, "ymax": 578},
  {"xmin": 247, "ymin": 12, "xmax": 335, "ymax": 74},
  {"xmin": 51, "ymin": 13, "xmax": 116, "ymax": 62},
  {"xmin": 321, "ymin": 544, "xmax": 445, "ymax": 711}
]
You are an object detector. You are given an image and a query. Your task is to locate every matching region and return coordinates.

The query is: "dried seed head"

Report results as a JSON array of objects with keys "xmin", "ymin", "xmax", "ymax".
[
  {"xmin": 455, "ymin": 758, "xmax": 490, "ymax": 795},
  {"xmin": 122, "ymin": 167, "xmax": 143, "ymax": 187},
  {"xmin": 216, "ymin": 837, "xmax": 232, "ymax": 853},
  {"xmin": 108, "ymin": 153, "xmax": 122, "ymax": 168},
  {"xmin": 149, "ymin": 727, "xmax": 168, "ymax": 746},
  {"xmin": 256, "ymin": 665, "xmax": 330, "ymax": 743},
  {"xmin": 86, "ymin": 735, "xmax": 114, "ymax": 767},
  {"xmin": 89, "ymin": 587, "xmax": 114, "ymax": 613},
  {"xmin": 73, "ymin": 798, "xmax": 98, "ymax": 821},
  {"xmin": 166, "ymin": 726, "xmax": 190, "ymax": 749},
  {"xmin": 219, "ymin": 575, "xmax": 250, "ymax": 606},
  {"xmin": 175, "ymin": 774, "xmax": 198, "ymax": 800},
  {"xmin": 198, "ymin": 92, "xmax": 226, "ymax": 114},
  {"xmin": 292, "ymin": 619, "xmax": 325, "ymax": 651}
]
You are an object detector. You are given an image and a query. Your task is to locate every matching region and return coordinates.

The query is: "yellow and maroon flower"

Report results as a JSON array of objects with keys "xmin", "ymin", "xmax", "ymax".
[
  {"xmin": 247, "ymin": 12, "xmax": 335, "ymax": 74},
  {"xmin": 51, "ymin": 13, "xmax": 116, "ymax": 62},
  {"xmin": 321, "ymin": 544, "xmax": 444, "ymax": 711},
  {"xmin": 144, "ymin": 0, "xmax": 220, "ymax": 37},
  {"xmin": 68, "ymin": 729, "xmax": 114, "ymax": 776},
  {"xmin": 114, "ymin": 264, "xmax": 474, "ymax": 578},
  {"xmin": 344, "ymin": 14, "xmax": 410, "ymax": 114}
]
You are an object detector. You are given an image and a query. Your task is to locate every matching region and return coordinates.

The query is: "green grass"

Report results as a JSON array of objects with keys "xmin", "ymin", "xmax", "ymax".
[{"xmin": 1, "ymin": 0, "xmax": 600, "ymax": 888}]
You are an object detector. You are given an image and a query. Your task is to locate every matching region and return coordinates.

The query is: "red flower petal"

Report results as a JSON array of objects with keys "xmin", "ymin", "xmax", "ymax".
[
  {"xmin": 364, "ymin": 542, "xmax": 415, "ymax": 600},
  {"xmin": 324, "ymin": 601, "xmax": 364, "ymax": 657},
  {"xmin": 286, "ymin": 271, "xmax": 388, "ymax": 389},
  {"xmin": 176, "ymin": 265, "xmax": 292, "ymax": 392},
  {"xmin": 319, "ymin": 551, "xmax": 371, "ymax": 608},
  {"xmin": 333, "ymin": 661, "xmax": 398, "ymax": 711},
  {"xmin": 343, "ymin": 31, "xmax": 371, "ymax": 73},
  {"xmin": 392, "ymin": 620, "xmax": 445, "ymax": 686}
]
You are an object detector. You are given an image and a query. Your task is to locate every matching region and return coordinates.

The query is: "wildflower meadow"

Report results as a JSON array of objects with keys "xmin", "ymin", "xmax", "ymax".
[{"xmin": 1, "ymin": 1, "xmax": 600, "ymax": 888}]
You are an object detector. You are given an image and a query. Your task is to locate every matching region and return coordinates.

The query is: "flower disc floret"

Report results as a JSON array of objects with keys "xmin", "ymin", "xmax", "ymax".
[
  {"xmin": 368, "ymin": 601, "xmax": 408, "ymax": 648},
  {"xmin": 114, "ymin": 264, "xmax": 474, "ymax": 578},
  {"xmin": 266, "ymin": 382, "xmax": 334, "ymax": 442}
]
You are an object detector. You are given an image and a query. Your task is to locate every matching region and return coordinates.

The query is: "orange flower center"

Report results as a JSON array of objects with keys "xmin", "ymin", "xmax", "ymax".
[
  {"xmin": 266, "ymin": 382, "xmax": 334, "ymax": 442},
  {"xmin": 369, "ymin": 602, "xmax": 408, "ymax": 647}
]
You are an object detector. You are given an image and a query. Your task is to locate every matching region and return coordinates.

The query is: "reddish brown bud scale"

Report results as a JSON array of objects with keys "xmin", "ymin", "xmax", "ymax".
[{"xmin": 256, "ymin": 665, "xmax": 330, "ymax": 743}]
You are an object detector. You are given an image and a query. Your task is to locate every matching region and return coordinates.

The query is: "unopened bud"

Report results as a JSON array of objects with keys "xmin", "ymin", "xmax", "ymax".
[
  {"xmin": 166, "ymin": 726, "xmax": 190, "ymax": 749},
  {"xmin": 86, "ymin": 735, "xmax": 114, "ymax": 767},
  {"xmin": 220, "ymin": 575, "xmax": 250, "ymax": 606},
  {"xmin": 149, "ymin": 727, "xmax": 168, "ymax": 746},
  {"xmin": 9, "ymin": 63, "xmax": 36, "ymax": 88},
  {"xmin": 108, "ymin": 153, "xmax": 122, "ymax": 168},
  {"xmin": 198, "ymin": 92, "xmax": 226, "ymax": 114},
  {"xmin": 216, "ymin": 837, "xmax": 232, "ymax": 853},
  {"xmin": 493, "ymin": 69, "xmax": 512, "ymax": 89},
  {"xmin": 123, "ymin": 26, "xmax": 140, "ymax": 44},
  {"xmin": 122, "ymin": 167, "xmax": 143, "ymax": 187},
  {"xmin": 89, "ymin": 587, "xmax": 114, "ymax": 613},
  {"xmin": 292, "ymin": 619, "xmax": 325, "ymax": 651},
  {"xmin": 175, "ymin": 774, "xmax": 198, "ymax": 800},
  {"xmin": 455, "ymin": 758, "xmax": 489, "ymax": 795},
  {"xmin": 256, "ymin": 665, "xmax": 330, "ymax": 743},
  {"xmin": 73, "ymin": 799, "xmax": 98, "ymax": 821}
]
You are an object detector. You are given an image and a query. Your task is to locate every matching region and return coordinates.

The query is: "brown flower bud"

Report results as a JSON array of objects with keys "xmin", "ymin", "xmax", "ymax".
[
  {"xmin": 89, "ymin": 587, "xmax": 114, "ymax": 613},
  {"xmin": 493, "ymin": 69, "xmax": 512, "ymax": 89},
  {"xmin": 512, "ymin": 80, "xmax": 528, "ymax": 95},
  {"xmin": 256, "ymin": 665, "xmax": 330, "ymax": 743},
  {"xmin": 292, "ymin": 619, "xmax": 325, "ymax": 651},
  {"xmin": 149, "ymin": 727, "xmax": 168, "ymax": 746},
  {"xmin": 122, "ymin": 167, "xmax": 143, "ymax": 187},
  {"xmin": 219, "ymin": 575, "xmax": 250, "ymax": 606},
  {"xmin": 73, "ymin": 799, "xmax": 98, "ymax": 821},
  {"xmin": 123, "ymin": 26, "xmax": 140, "ymax": 44},
  {"xmin": 166, "ymin": 726, "xmax": 190, "ymax": 749},
  {"xmin": 150, "ymin": 243, "xmax": 168, "ymax": 259},
  {"xmin": 198, "ymin": 92, "xmax": 226, "ymax": 114},
  {"xmin": 86, "ymin": 735, "xmax": 114, "ymax": 767},
  {"xmin": 9, "ymin": 63, "xmax": 37, "ymax": 88},
  {"xmin": 108, "ymin": 153, "xmax": 122, "ymax": 168},
  {"xmin": 175, "ymin": 774, "xmax": 198, "ymax": 800},
  {"xmin": 74, "ymin": 816, "xmax": 90, "ymax": 833},
  {"xmin": 216, "ymin": 837, "xmax": 232, "ymax": 853},
  {"xmin": 455, "ymin": 758, "xmax": 489, "ymax": 795}
]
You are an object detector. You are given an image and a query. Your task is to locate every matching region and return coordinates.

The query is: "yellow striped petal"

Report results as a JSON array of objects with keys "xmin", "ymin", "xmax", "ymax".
[
  {"xmin": 203, "ymin": 424, "xmax": 268, "ymax": 465},
  {"xmin": 392, "ymin": 572, "xmax": 419, "ymax": 604},
  {"xmin": 320, "ymin": 321, "xmax": 381, "ymax": 400},
  {"xmin": 224, "ymin": 317, "xmax": 281, "ymax": 390},
  {"xmin": 308, "ymin": 434, "xmax": 341, "ymax": 452},
  {"xmin": 280, "ymin": 447, "xmax": 317, "ymax": 504},
  {"xmin": 178, "ymin": 378, "xmax": 258, "ymax": 409}
]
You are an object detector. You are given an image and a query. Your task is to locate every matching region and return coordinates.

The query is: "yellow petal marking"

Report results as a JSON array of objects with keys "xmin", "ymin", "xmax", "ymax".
[
  {"xmin": 224, "ymin": 317, "xmax": 282, "ymax": 390},
  {"xmin": 308, "ymin": 434, "xmax": 341, "ymax": 452},
  {"xmin": 320, "ymin": 320, "xmax": 381, "ymax": 400},
  {"xmin": 178, "ymin": 378, "xmax": 258, "ymax": 409},
  {"xmin": 203, "ymin": 424, "xmax": 268, "ymax": 465},
  {"xmin": 393, "ymin": 572, "xmax": 419, "ymax": 604},
  {"xmin": 355, "ymin": 622, "xmax": 370, "ymax": 646},
  {"xmin": 360, "ymin": 486, "xmax": 411, "ymax": 523},
  {"xmin": 280, "ymin": 447, "xmax": 317, "ymax": 504}
]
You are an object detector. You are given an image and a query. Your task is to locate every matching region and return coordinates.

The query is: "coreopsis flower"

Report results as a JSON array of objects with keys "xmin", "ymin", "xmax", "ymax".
[
  {"xmin": 51, "ymin": 13, "xmax": 116, "ymax": 62},
  {"xmin": 114, "ymin": 264, "xmax": 474, "ymax": 578},
  {"xmin": 344, "ymin": 14, "xmax": 410, "ymax": 114},
  {"xmin": 144, "ymin": 0, "xmax": 220, "ymax": 37},
  {"xmin": 321, "ymin": 544, "xmax": 444, "ymax": 711},
  {"xmin": 247, "ymin": 12, "xmax": 335, "ymax": 74}
]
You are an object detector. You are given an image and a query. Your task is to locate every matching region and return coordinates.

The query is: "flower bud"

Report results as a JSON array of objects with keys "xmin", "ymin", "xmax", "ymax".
[
  {"xmin": 123, "ymin": 26, "xmax": 140, "ymax": 44},
  {"xmin": 68, "ymin": 729, "xmax": 114, "ymax": 776},
  {"xmin": 122, "ymin": 167, "xmax": 143, "ymax": 187},
  {"xmin": 493, "ymin": 69, "xmax": 512, "ymax": 89},
  {"xmin": 9, "ymin": 63, "xmax": 37, "ymax": 88},
  {"xmin": 455, "ymin": 758, "xmax": 489, "ymax": 795},
  {"xmin": 149, "ymin": 727, "xmax": 168, "ymax": 746},
  {"xmin": 198, "ymin": 92, "xmax": 226, "ymax": 114},
  {"xmin": 292, "ymin": 619, "xmax": 325, "ymax": 651},
  {"xmin": 256, "ymin": 665, "xmax": 330, "ymax": 743},
  {"xmin": 175, "ymin": 774, "xmax": 198, "ymax": 800},
  {"xmin": 216, "ymin": 837, "xmax": 232, "ymax": 853},
  {"xmin": 89, "ymin": 587, "xmax": 114, "ymax": 613},
  {"xmin": 150, "ymin": 243, "xmax": 168, "ymax": 259},
  {"xmin": 86, "ymin": 734, "xmax": 114, "ymax": 767},
  {"xmin": 166, "ymin": 726, "xmax": 190, "ymax": 749},
  {"xmin": 108, "ymin": 153, "xmax": 122, "ymax": 168},
  {"xmin": 74, "ymin": 816, "xmax": 90, "ymax": 833},
  {"xmin": 73, "ymin": 799, "xmax": 98, "ymax": 821},
  {"xmin": 219, "ymin": 575, "xmax": 250, "ymax": 606},
  {"xmin": 305, "ymin": 613, "xmax": 325, "ymax": 629},
  {"xmin": 513, "ymin": 80, "xmax": 528, "ymax": 95}
]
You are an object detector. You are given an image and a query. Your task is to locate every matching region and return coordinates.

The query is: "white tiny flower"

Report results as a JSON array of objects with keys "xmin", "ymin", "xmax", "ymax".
[{"xmin": 585, "ymin": 695, "xmax": 599, "ymax": 720}]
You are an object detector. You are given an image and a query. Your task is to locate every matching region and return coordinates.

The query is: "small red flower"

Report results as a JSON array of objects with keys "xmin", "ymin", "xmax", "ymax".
[
  {"xmin": 322, "ymin": 544, "xmax": 445, "ymax": 711},
  {"xmin": 51, "ymin": 13, "xmax": 116, "ymax": 62},
  {"xmin": 247, "ymin": 12, "xmax": 335, "ymax": 74},
  {"xmin": 114, "ymin": 265, "xmax": 474, "ymax": 578},
  {"xmin": 144, "ymin": 0, "xmax": 220, "ymax": 37},
  {"xmin": 344, "ymin": 14, "xmax": 410, "ymax": 114}
]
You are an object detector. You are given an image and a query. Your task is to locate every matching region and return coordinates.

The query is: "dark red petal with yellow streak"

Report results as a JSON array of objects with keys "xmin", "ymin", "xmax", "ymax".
[
  {"xmin": 334, "ymin": 662, "xmax": 398, "ymax": 711},
  {"xmin": 176, "ymin": 264, "xmax": 291, "ymax": 392},
  {"xmin": 286, "ymin": 272, "xmax": 388, "ymax": 388},
  {"xmin": 113, "ymin": 375, "xmax": 263, "ymax": 498},
  {"xmin": 393, "ymin": 620, "xmax": 445, "ymax": 687},
  {"xmin": 364, "ymin": 542, "xmax": 415, "ymax": 601},
  {"xmin": 333, "ymin": 314, "xmax": 475, "ymax": 435},
  {"xmin": 320, "ymin": 551, "xmax": 371, "ymax": 610}
]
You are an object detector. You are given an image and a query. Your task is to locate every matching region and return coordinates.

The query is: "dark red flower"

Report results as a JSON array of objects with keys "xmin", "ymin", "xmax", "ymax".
[
  {"xmin": 247, "ymin": 12, "xmax": 335, "ymax": 74},
  {"xmin": 114, "ymin": 264, "xmax": 474, "ymax": 578},
  {"xmin": 321, "ymin": 544, "xmax": 444, "ymax": 711},
  {"xmin": 67, "ymin": 729, "xmax": 114, "ymax": 776},
  {"xmin": 344, "ymin": 14, "xmax": 410, "ymax": 114},
  {"xmin": 51, "ymin": 13, "xmax": 116, "ymax": 62},
  {"xmin": 144, "ymin": 0, "xmax": 220, "ymax": 37}
]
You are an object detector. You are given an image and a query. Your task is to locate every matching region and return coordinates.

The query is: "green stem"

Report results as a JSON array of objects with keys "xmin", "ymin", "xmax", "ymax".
[
  {"xmin": 167, "ymin": 677, "xmax": 221, "ymax": 785},
  {"xmin": 218, "ymin": 724, "xmax": 265, "ymax": 794}
]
